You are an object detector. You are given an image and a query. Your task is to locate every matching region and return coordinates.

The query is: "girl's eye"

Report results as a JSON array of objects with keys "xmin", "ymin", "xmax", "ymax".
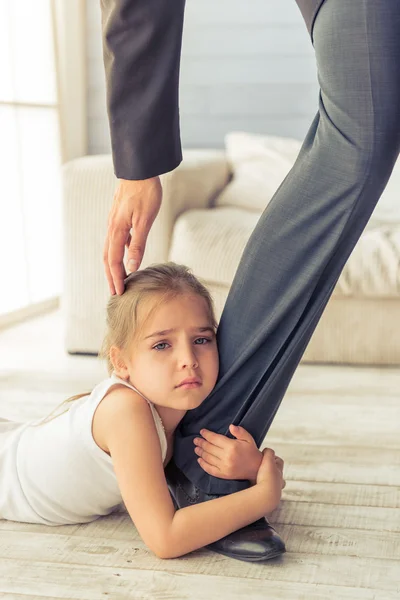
[
  {"xmin": 194, "ymin": 337, "xmax": 211, "ymax": 345},
  {"xmin": 153, "ymin": 337, "xmax": 212, "ymax": 351},
  {"xmin": 153, "ymin": 342, "xmax": 169, "ymax": 351}
]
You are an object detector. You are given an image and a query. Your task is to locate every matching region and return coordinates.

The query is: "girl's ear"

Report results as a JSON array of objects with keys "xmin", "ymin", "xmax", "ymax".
[{"xmin": 110, "ymin": 345, "xmax": 129, "ymax": 380}]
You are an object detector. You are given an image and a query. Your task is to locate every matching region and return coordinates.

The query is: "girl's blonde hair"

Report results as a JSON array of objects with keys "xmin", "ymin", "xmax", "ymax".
[{"xmin": 35, "ymin": 262, "xmax": 218, "ymax": 426}]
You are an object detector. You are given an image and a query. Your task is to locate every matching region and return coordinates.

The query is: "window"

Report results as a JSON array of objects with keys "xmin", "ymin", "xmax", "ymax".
[{"xmin": 0, "ymin": 0, "xmax": 62, "ymax": 319}]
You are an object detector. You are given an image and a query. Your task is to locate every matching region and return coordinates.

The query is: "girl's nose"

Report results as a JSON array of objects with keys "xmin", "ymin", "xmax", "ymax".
[
  {"xmin": 180, "ymin": 349, "xmax": 198, "ymax": 369},
  {"xmin": 181, "ymin": 357, "xmax": 198, "ymax": 368}
]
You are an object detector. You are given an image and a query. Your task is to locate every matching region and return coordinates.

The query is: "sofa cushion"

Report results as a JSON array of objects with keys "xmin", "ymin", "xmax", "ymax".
[
  {"xmin": 336, "ymin": 226, "xmax": 400, "ymax": 298},
  {"xmin": 213, "ymin": 131, "xmax": 303, "ymax": 213},
  {"xmin": 169, "ymin": 207, "xmax": 260, "ymax": 287},
  {"xmin": 213, "ymin": 131, "xmax": 400, "ymax": 230},
  {"xmin": 169, "ymin": 207, "xmax": 400, "ymax": 299}
]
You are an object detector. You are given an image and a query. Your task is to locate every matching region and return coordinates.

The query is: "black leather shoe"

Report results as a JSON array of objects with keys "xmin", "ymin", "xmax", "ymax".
[{"xmin": 164, "ymin": 458, "xmax": 286, "ymax": 562}]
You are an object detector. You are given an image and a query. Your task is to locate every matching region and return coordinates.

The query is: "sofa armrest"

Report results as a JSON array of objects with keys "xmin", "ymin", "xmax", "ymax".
[{"xmin": 142, "ymin": 148, "xmax": 231, "ymax": 267}]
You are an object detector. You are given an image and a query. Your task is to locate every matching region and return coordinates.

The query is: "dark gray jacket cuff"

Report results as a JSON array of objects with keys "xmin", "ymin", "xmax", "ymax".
[{"xmin": 101, "ymin": 0, "xmax": 186, "ymax": 179}]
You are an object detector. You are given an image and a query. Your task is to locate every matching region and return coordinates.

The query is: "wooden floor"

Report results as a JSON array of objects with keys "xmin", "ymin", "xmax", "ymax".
[{"xmin": 0, "ymin": 309, "xmax": 399, "ymax": 599}]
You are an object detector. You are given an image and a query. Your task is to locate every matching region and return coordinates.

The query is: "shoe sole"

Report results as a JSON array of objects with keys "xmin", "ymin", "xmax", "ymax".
[{"xmin": 206, "ymin": 546, "xmax": 286, "ymax": 562}]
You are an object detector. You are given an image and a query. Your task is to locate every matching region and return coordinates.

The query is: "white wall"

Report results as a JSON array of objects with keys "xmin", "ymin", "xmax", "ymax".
[{"xmin": 86, "ymin": 0, "xmax": 319, "ymax": 155}]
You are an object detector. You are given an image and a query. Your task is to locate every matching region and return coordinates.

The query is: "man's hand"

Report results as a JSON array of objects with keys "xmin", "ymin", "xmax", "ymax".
[
  {"xmin": 103, "ymin": 176, "xmax": 162, "ymax": 295},
  {"xmin": 193, "ymin": 425, "xmax": 264, "ymax": 484}
]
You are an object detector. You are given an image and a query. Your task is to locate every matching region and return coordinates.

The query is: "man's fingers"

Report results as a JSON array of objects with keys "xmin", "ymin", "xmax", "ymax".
[
  {"xmin": 127, "ymin": 220, "xmax": 154, "ymax": 273},
  {"xmin": 103, "ymin": 234, "xmax": 116, "ymax": 295},
  {"xmin": 108, "ymin": 226, "xmax": 129, "ymax": 295},
  {"xmin": 103, "ymin": 176, "xmax": 162, "ymax": 296},
  {"xmin": 127, "ymin": 237, "xmax": 145, "ymax": 274},
  {"xmin": 125, "ymin": 233, "xmax": 132, "ymax": 250}
]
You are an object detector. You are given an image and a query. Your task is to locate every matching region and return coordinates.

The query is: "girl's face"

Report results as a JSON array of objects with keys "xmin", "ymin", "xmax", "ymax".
[{"xmin": 118, "ymin": 293, "xmax": 219, "ymax": 411}]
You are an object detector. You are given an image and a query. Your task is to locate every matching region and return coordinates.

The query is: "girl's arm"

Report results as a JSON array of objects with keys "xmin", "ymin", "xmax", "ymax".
[
  {"xmin": 167, "ymin": 481, "xmax": 277, "ymax": 559},
  {"xmin": 102, "ymin": 388, "xmax": 280, "ymax": 560}
]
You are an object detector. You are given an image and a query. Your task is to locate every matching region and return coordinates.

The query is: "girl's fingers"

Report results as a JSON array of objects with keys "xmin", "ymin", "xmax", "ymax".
[
  {"xmin": 194, "ymin": 438, "xmax": 224, "ymax": 459},
  {"xmin": 197, "ymin": 457, "xmax": 222, "ymax": 478},
  {"xmin": 195, "ymin": 447, "xmax": 219, "ymax": 467},
  {"xmin": 199, "ymin": 429, "xmax": 228, "ymax": 450}
]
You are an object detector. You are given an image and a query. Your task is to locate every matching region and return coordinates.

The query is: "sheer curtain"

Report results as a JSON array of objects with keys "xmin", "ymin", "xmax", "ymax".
[{"xmin": 0, "ymin": 0, "xmax": 86, "ymax": 327}]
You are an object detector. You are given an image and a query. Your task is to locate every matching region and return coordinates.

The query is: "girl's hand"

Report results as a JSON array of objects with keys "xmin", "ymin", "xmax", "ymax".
[
  {"xmin": 256, "ymin": 448, "xmax": 286, "ymax": 490},
  {"xmin": 255, "ymin": 448, "xmax": 286, "ymax": 512},
  {"xmin": 193, "ymin": 425, "xmax": 263, "ymax": 483}
]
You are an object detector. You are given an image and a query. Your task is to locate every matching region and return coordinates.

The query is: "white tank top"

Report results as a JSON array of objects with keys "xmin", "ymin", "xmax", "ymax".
[{"xmin": 0, "ymin": 372, "xmax": 168, "ymax": 525}]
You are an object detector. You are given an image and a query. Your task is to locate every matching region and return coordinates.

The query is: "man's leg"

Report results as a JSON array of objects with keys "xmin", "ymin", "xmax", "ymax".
[{"xmin": 172, "ymin": 0, "xmax": 400, "ymax": 496}]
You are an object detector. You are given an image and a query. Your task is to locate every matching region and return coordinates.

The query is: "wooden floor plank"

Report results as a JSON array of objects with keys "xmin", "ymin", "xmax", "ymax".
[
  {"xmin": 1, "ymin": 523, "xmax": 399, "ymax": 564},
  {"xmin": 282, "ymin": 480, "xmax": 400, "ymax": 507},
  {"xmin": 264, "ymin": 443, "xmax": 400, "ymax": 485},
  {"xmin": 266, "ymin": 409, "xmax": 400, "ymax": 449},
  {"xmin": 0, "ymin": 557, "xmax": 399, "ymax": 599},
  {"xmin": 1, "ymin": 596, "xmax": 76, "ymax": 600},
  {"xmin": 272, "ymin": 501, "xmax": 399, "ymax": 532}
]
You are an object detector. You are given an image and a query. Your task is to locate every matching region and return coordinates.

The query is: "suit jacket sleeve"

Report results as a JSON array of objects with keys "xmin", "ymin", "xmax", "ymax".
[{"xmin": 100, "ymin": 0, "xmax": 186, "ymax": 180}]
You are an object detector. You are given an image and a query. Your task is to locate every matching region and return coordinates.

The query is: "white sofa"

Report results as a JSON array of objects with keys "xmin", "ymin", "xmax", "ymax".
[{"xmin": 62, "ymin": 132, "xmax": 400, "ymax": 365}]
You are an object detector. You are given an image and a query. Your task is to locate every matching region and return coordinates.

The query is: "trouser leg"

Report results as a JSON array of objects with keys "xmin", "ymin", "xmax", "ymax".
[{"xmin": 173, "ymin": 0, "xmax": 400, "ymax": 495}]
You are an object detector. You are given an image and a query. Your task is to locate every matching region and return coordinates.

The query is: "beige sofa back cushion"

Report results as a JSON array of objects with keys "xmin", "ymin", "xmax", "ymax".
[{"xmin": 214, "ymin": 131, "xmax": 302, "ymax": 213}]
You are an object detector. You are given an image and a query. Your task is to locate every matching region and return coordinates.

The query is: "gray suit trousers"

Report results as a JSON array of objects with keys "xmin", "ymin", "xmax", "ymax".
[{"xmin": 173, "ymin": 0, "xmax": 400, "ymax": 494}]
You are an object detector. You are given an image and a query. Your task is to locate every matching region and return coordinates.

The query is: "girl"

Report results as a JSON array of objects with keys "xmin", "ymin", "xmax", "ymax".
[{"xmin": 0, "ymin": 262, "xmax": 285, "ymax": 560}]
